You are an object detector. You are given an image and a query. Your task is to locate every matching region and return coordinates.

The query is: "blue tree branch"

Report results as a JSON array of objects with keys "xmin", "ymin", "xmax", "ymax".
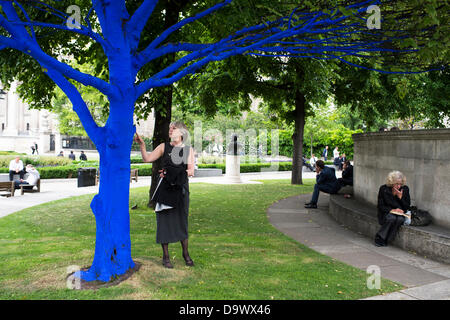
[
  {"xmin": 44, "ymin": 66, "xmax": 105, "ymax": 148},
  {"xmin": 135, "ymin": 0, "xmax": 232, "ymax": 68},
  {"xmin": 0, "ymin": 1, "xmax": 117, "ymax": 98},
  {"xmin": 125, "ymin": 0, "xmax": 158, "ymax": 51},
  {"xmin": 12, "ymin": 0, "xmax": 36, "ymax": 40},
  {"xmin": 92, "ymin": 0, "xmax": 129, "ymax": 47},
  {"xmin": 134, "ymin": 0, "xmax": 441, "ymax": 98},
  {"xmin": 15, "ymin": 0, "xmax": 107, "ymax": 48}
]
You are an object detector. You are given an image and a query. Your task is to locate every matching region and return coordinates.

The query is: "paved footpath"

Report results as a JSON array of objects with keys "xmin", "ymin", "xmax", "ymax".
[
  {"xmin": 268, "ymin": 193, "xmax": 450, "ymax": 300},
  {"xmin": 1, "ymin": 170, "xmax": 449, "ymax": 299}
]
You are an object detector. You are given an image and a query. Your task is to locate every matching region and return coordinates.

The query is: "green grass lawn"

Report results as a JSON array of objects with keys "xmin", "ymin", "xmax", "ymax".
[{"xmin": 0, "ymin": 179, "xmax": 402, "ymax": 299}]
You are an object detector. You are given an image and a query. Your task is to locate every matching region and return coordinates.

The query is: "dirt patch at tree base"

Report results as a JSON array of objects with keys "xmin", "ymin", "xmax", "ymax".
[{"xmin": 66, "ymin": 261, "xmax": 142, "ymax": 290}]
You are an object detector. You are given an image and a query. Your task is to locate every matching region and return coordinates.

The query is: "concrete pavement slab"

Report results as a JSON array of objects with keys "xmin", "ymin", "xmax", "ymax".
[
  {"xmin": 362, "ymin": 292, "xmax": 418, "ymax": 300},
  {"xmin": 400, "ymin": 279, "xmax": 450, "ymax": 300}
]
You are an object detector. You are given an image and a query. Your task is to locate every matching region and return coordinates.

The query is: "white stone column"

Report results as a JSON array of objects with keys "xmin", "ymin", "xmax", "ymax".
[
  {"xmin": 39, "ymin": 110, "xmax": 51, "ymax": 153},
  {"xmin": 54, "ymin": 133, "xmax": 62, "ymax": 156},
  {"xmin": 225, "ymin": 154, "xmax": 242, "ymax": 183},
  {"xmin": 3, "ymin": 82, "xmax": 19, "ymax": 136},
  {"xmin": 30, "ymin": 109, "xmax": 40, "ymax": 136}
]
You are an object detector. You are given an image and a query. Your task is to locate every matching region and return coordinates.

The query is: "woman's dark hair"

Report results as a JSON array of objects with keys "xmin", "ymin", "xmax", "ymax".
[{"xmin": 316, "ymin": 160, "xmax": 325, "ymax": 169}]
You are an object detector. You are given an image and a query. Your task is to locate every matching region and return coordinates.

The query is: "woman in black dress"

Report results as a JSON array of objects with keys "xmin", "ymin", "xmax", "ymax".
[
  {"xmin": 135, "ymin": 121, "xmax": 195, "ymax": 268},
  {"xmin": 375, "ymin": 171, "xmax": 411, "ymax": 247}
]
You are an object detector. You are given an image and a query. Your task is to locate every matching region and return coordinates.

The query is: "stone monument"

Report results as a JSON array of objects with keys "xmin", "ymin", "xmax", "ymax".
[{"xmin": 225, "ymin": 134, "xmax": 243, "ymax": 183}]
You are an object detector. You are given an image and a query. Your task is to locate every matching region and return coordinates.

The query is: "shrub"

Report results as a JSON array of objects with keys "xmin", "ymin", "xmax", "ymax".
[
  {"xmin": 197, "ymin": 161, "xmax": 293, "ymax": 174},
  {"xmin": 0, "ymin": 151, "xmax": 26, "ymax": 156},
  {"xmin": 0, "ymin": 155, "xmax": 72, "ymax": 168},
  {"xmin": 37, "ymin": 166, "xmax": 80, "ymax": 179},
  {"xmin": 130, "ymin": 164, "xmax": 152, "ymax": 176}
]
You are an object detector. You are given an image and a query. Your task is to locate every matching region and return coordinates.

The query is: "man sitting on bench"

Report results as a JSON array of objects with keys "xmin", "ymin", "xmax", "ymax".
[
  {"xmin": 14, "ymin": 164, "xmax": 40, "ymax": 190},
  {"xmin": 9, "ymin": 156, "xmax": 26, "ymax": 181}
]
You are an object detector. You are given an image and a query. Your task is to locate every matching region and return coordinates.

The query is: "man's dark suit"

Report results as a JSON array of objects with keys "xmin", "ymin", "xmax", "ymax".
[{"xmin": 310, "ymin": 166, "xmax": 341, "ymax": 204}]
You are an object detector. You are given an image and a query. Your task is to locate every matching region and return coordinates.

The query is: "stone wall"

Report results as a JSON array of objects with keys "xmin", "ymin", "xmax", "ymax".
[{"xmin": 353, "ymin": 129, "xmax": 450, "ymax": 228}]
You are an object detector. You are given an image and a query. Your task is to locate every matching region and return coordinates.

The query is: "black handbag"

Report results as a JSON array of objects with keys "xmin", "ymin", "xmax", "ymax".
[{"xmin": 409, "ymin": 206, "xmax": 432, "ymax": 227}]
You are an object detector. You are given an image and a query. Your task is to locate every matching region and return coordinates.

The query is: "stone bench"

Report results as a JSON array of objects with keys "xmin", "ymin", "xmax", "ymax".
[{"xmin": 328, "ymin": 191, "xmax": 450, "ymax": 264}]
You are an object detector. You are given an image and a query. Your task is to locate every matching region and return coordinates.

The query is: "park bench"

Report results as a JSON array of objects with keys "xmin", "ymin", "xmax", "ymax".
[
  {"xmin": 19, "ymin": 178, "xmax": 41, "ymax": 195},
  {"xmin": 95, "ymin": 168, "xmax": 139, "ymax": 185},
  {"xmin": 0, "ymin": 181, "xmax": 15, "ymax": 197},
  {"xmin": 0, "ymin": 173, "xmax": 41, "ymax": 196},
  {"xmin": 130, "ymin": 169, "xmax": 138, "ymax": 183}
]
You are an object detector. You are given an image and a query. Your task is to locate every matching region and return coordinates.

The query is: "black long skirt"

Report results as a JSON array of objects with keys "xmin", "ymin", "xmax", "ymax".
[{"xmin": 155, "ymin": 183, "xmax": 189, "ymax": 244}]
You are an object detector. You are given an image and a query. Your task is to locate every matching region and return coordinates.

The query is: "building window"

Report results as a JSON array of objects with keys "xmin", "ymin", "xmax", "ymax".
[
  {"xmin": 1, "ymin": 123, "xmax": 4, "ymax": 131},
  {"xmin": 26, "ymin": 123, "xmax": 30, "ymax": 131}
]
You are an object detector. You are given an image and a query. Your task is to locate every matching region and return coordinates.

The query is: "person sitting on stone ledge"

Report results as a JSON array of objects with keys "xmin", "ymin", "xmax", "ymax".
[
  {"xmin": 337, "ymin": 160, "xmax": 353, "ymax": 187},
  {"xmin": 374, "ymin": 171, "xmax": 411, "ymax": 247},
  {"xmin": 305, "ymin": 160, "xmax": 341, "ymax": 209}
]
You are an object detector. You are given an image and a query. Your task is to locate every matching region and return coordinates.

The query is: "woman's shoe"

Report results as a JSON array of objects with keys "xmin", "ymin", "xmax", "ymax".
[
  {"xmin": 162, "ymin": 258, "xmax": 173, "ymax": 269},
  {"xmin": 183, "ymin": 255, "xmax": 194, "ymax": 267}
]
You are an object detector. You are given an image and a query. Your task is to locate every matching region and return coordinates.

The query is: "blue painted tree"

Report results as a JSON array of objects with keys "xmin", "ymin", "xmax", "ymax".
[{"xmin": 0, "ymin": 0, "xmax": 445, "ymax": 282}]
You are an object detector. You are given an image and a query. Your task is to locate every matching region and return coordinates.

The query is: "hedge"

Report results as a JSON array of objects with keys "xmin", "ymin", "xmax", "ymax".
[
  {"xmin": 1, "ymin": 160, "xmax": 336, "ymax": 179},
  {"xmin": 0, "ymin": 155, "xmax": 72, "ymax": 167}
]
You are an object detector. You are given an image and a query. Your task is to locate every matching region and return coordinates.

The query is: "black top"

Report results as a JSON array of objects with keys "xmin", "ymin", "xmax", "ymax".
[
  {"xmin": 152, "ymin": 142, "xmax": 190, "ymax": 208},
  {"xmin": 342, "ymin": 165, "xmax": 353, "ymax": 180},
  {"xmin": 377, "ymin": 185, "xmax": 411, "ymax": 225}
]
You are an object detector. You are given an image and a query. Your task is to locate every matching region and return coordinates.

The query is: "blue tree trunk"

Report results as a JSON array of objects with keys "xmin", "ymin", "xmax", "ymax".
[{"xmin": 77, "ymin": 96, "xmax": 136, "ymax": 282}]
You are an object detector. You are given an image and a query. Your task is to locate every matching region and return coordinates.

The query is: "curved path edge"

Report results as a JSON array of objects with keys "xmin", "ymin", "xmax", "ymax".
[{"xmin": 267, "ymin": 192, "xmax": 450, "ymax": 300}]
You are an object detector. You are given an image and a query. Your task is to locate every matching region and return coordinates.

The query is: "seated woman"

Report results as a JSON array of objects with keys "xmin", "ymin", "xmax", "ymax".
[{"xmin": 374, "ymin": 171, "xmax": 411, "ymax": 247}]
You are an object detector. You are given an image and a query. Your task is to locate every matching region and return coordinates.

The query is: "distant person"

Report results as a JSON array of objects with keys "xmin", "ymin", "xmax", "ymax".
[
  {"xmin": 30, "ymin": 142, "xmax": 38, "ymax": 155},
  {"xmin": 322, "ymin": 146, "xmax": 329, "ymax": 161},
  {"xmin": 9, "ymin": 156, "xmax": 25, "ymax": 181},
  {"xmin": 68, "ymin": 150, "xmax": 76, "ymax": 161},
  {"xmin": 333, "ymin": 147, "xmax": 339, "ymax": 159},
  {"xmin": 309, "ymin": 154, "xmax": 317, "ymax": 168},
  {"xmin": 304, "ymin": 160, "xmax": 341, "ymax": 209},
  {"xmin": 57, "ymin": 151, "xmax": 64, "ymax": 157},
  {"xmin": 14, "ymin": 164, "xmax": 40, "ymax": 190},
  {"xmin": 302, "ymin": 157, "xmax": 315, "ymax": 172},
  {"xmin": 374, "ymin": 171, "xmax": 411, "ymax": 247},
  {"xmin": 79, "ymin": 151, "xmax": 87, "ymax": 161},
  {"xmin": 339, "ymin": 153, "xmax": 346, "ymax": 170},
  {"xmin": 337, "ymin": 160, "xmax": 353, "ymax": 187},
  {"xmin": 334, "ymin": 155, "xmax": 341, "ymax": 172}
]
